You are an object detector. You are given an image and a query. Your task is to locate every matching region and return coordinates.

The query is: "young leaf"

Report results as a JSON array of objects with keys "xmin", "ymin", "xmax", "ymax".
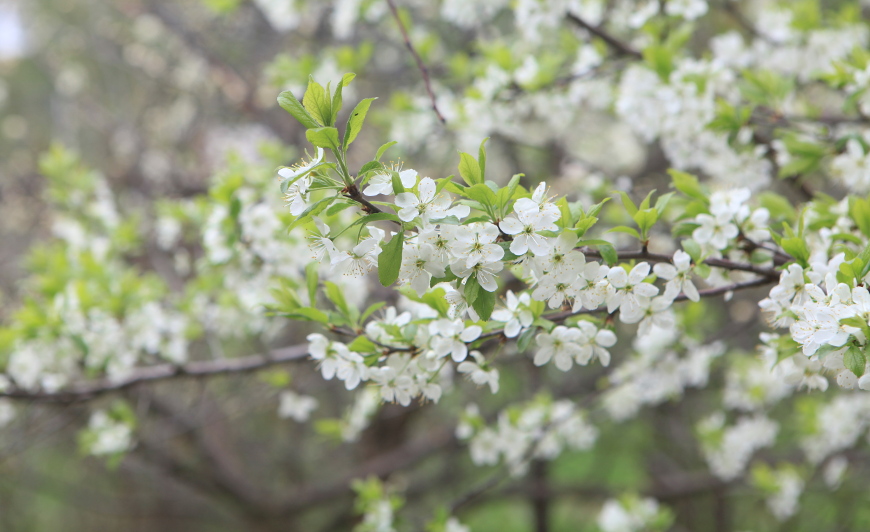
[
  {"xmin": 458, "ymin": 152, "xmax": 482, "ymax": 186},
  {"xmin": 598, "ymin": 242, "xmax": 618, "ymax": 265},
  {"xmin": 333, "ymin": 212, "xmax": 401, "ymax": 238},
  {"xmin": 472, "ymin": 289, "xmax": 495, "ymax": 322},
  {"xmin": 844, "ymin": 345, "xmax": 866, "ymax": 377},
  {"xmin": 287, "ymin": 196, "xmax": 338, "ymax": 230},
  {"xmin": 302, "ymin": 77, "xmax": 332, "ymax": 127},
  {"xmin": 391, "ymin": 171, "xmax": 405, "ymax": 194},
  {"xmin": 478, "ymin": 137, "xmax": 489, "ymax": 182},
  {"xmin": 305, "ymin": 261, "xmax": 319, "ymax": 305},
  {"xmin": 343, "ymin": 97, "xmax": 377, "ymax": 149},
  {"xmin": 464, "ymin": 275, "xmax": 481, "ymax": 305},
  {"xmin": 668, "ymin": 169, "xmax": 708, "ymax": 203},
  {"xmin": 324, "ymin": 281, "xmax": 350, "ymax": 316},
  {"xmin": 306, "ymin": 127, "xmax": 341, "ymax": 151},
  {"xmin": 277, "ymin": 91, "xmax": 321, "ymax": 129},
  {"xmin": 378, "ymin": 230, "xmax": 404, "ymax": 286},
  {"xmin": 614, "ymin": 191, "xmax": 638, "ymax": 217},
  {"xmin": 376, "ymin": 141, "xmax": 398, "ymax": 161},
  {"xmin": 348, "ymin": 336, "xmax": 377, "ymax": 353},
  {"xmin": 360, "ymin": 301, "xmax": 387, "ymax": 323},
  {"xmin": 608, "ymin": 225, "xmax": 642, "ymax": 239},
  {"xmin": 517, "ymin": 326, "xmax": 537, "ymax": 352}
]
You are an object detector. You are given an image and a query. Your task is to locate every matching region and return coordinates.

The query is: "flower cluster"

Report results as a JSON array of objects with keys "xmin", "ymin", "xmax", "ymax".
[{"xmin": 457, "ymin": 399, "xmax": 598, "ymax": 474}]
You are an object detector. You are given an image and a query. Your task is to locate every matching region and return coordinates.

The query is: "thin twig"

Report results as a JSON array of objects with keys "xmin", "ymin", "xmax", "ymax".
[
  {"xmin": 566, "ymin": 13, "xmax": 642, "ymax": 59},
  {"xmin": 1, "ymin": 344, "xmax": 309, "ymax": 403},
  {"xmin": 385, "ymin": 0, "xmax": 446, "ymax": 124}
]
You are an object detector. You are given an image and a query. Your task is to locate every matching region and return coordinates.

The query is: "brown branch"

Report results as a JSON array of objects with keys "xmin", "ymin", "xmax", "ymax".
[
  {"xmin": 385, "ymin": 0, "xmax": 446, "ymax": 124},
  {"xmin": 566, "ymin": 13, "xmax": 642, "ymax": 59},
  {"xmin": 0, "ymin": 344, "xmax": 309, "ymax": 404},
  {"xmin": 480, "ymin": 276, "xmax": 775, "ymax": 342},
  {"xmin": 578, "ymin": 247, "xmax": 783, "ymax": 278}
]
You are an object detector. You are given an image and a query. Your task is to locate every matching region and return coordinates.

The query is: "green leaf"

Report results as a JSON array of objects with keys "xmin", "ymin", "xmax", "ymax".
[
  {"xmin": 780, "ymin": 237, "xmax": 810, "ymax": 267},
  {"xmin": 858, "ymin": 241, "xmax": 870, "ymax": 278},
  {"xmin": 458, "ymin": 152, "xmax": 482, "ymax": 186},
  {"xmin": 614, "ymin": 191, "xmax": 638, "ymax": 217},
  {"xmin": 277, "ymin": 90, "xmax": 321, "ymax": 129},
  {"xmin": 682, "ymin": 239, "xmax": 702, "ymax": 262},
  {"xmin": 333, "ymin": 212, "xmax": 401, "ymax": 238},
  {"xmin": 668, "ymin": 169, "xmax": 708, "ymax": 203},
  {"xmin": 324, "ymin": 281, "xmax": 350, "ymax": 316},
  {"xmin": 478, "ymin": 138, "xmax": 489, "ymax": 182},
  {"xmin": 376, "ymin": 141, "xmax": 398, "ymax": 161},
  {"xmin": 405, "ymin": 287, "xmax": 451, "ymax": 316},
  {"xmin": 464, "ymin": 183, "xmax": 498, "ymax": 208},
  {"xmin": 759, "ymin": 192, "xmax": 797, "ymax": 222},
  {"xmin": 574, "ymin": 216, "xmax": 598, "ymax": 237},
  {"xmin": 302, "ymin": 77, "xmax": 332, "ymax": 127},
  {"xmin": 598, "ymin": 242, "xmax": 618, "ymax": 266},
  {"xmin": 283, "ymin": 307, "xmax": 329, "ymax": 324},
  {"xmin": 464, "ymin": 275, "xmax": 481, "ymax": 305},
  {"xmin": 517, "ymin": 326, "xmax": 537, "ymax": 352},
  {"xmin": 633, "ymin": 209, "xmax": 659, "ymax": 237},
  {"xmin": 348, "ymin": 336, "xmax": 378, "ymax": 353},
  {"xmin": 305, "ymin": 262, "xmax": 319, "ymax": 305},
  {"xmin": 849, "ymin": 196, "xmax": 870, "ymax": 238},
  {"xmin": 330, "ymin": 73, "xmax": 357, "ymax": 126},
  {"xmin": 585, "ymin": 197, "xmax": 611, "ymax": 218},
  {"xmin": 325, "ymin": 201, "xmax": 354, "ymax": 216},
  {"xmin": 844, "ymin": 345, "xmax": 866, "ymax": 377},
  {"xmin": 391, "ymin": 171, "xmax": 405, "ymax": 194},
  {"xmin": 306, "ymin": 127, "xmax": 341, "ymax": 151},
  {"xmin": 643, "ymin": 45, "xmax": 674, "ymax": 81},
  {"xmin": 378, "ymin": 230, "xmax": 404, "ymax": 286},
  {"xmin": 287, "ymin": 196, "xmax": 338, "ymax": 230},
  {"xmin": 497, "ymin": 173, "xmax": 523, "ymax": 214},
  {"xmin": 472, "ymin": 289, "xmax": 496, "ymax": 322},
  {"xmin": 655, "ymin": 192, "xmax": 674, "ymax": 215},
  {"xmin": 359, "ymin": 161, "xmax": 384, "ymax": 176},
  {"xmin": 360, "ymin": 301, "xmax": 387, "ymax": 323},
  {"xmin": 497, "ymin": 242, "xmax": 521, "ymax": 261},
  {"xmin": 608, "ymin": 225, "xmax": 642, "ymax": 239},
  {"xmin": 434, "ymin": 175, "xmax": 454, "ymax": 197},
  {"xmin": 343, "ymin": 97, "xmax": 377, "ymax": 149}
]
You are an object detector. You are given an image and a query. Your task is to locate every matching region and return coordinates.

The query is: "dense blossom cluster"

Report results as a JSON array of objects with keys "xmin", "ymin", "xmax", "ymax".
[
  {"xmin": 4, "ymin": 0, "xmax": 870, "ymax": 528},
  {"xmin": 456, "ymin": 399, "xmax": 598, "ymax": 474}
]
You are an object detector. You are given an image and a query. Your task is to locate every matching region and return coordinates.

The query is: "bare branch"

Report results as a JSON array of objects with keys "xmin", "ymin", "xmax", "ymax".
[
  {"xmin": 566, "ymin": 13, "xmax": 642, "ymax": 59},
  {"xmin": 386, "ymin": 0, "xmax": 447, "ymax": 124},
  {"xmin": 1, "ymin": 344, "xmax": 309, "ymax": 404}
]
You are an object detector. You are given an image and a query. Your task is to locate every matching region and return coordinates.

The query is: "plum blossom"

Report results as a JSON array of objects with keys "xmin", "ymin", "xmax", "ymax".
[
  {"xmin": 573, "ymin": 321, "xmax": 617, "ymax": 366},
  {"xmin": 572, "ymin": 262, "xmax": 610, "ymax": 311},
  {"xmin": 278, "ymin": 147, "xmax": 324, "ymax": 183},
  {"xmin": 429, "ymin": 319, "xmax": 482, "ymax": 362},
  {"xmin": 449, "ymin": 222, "xmax": 504, "ymax": 268},
  {"xmin": 451, "ymin": 258, "xmax": 504, "ymax": 292},
  {"xmin": 537, "ymin": 232, "xmax": 585, "ymax": 274},
  {"xmin": 278, "ymin": 391, "xmax": 319, "ymax": 422},
  {"xmin": 606, "ymin": 262, "xmax": 659, "ymax": 313},
  {"xmin": 457, "ymin": 350, "xmax": 500, "ymax": 393},
  {"xmin": 498, "ymin": 207, "xmax": 558, "ymax": 256},
  {"xmin": 514, "ymin": 181, "xmax": 559, "ymax": 220},
  {"xmin": 395, "ymin": 177, "xmax": 469, "ymax": 223},
  {"xmin": 534, "ymin": 326, "xmax": 584, "ymax": 371},
  {"xmin": 653, "ymin": 250, "xmax": 699, "ymax": 302},
  {"xmin": 363, "ymin": 167, "xmax": 418, "ymax": 196},
  {"xmin": 399, "ymin": 243, "xmax": 446, "ymax": 296},
  {"xmin": 492, "ymin": 290, "xmax": 534, "ymax": 338},
  {"xmin": 533, "ymin": 269, "xmax": 578, "ymax": 309},
  {"xmin": 693, "ymin": 212, "xmax": 739, "ymax": 250}
]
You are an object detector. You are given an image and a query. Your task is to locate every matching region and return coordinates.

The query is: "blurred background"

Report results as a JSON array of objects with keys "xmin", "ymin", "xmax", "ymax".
[{"xmin": 1, "ymin": 1, "xmax": 868, "ymax": 531}]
